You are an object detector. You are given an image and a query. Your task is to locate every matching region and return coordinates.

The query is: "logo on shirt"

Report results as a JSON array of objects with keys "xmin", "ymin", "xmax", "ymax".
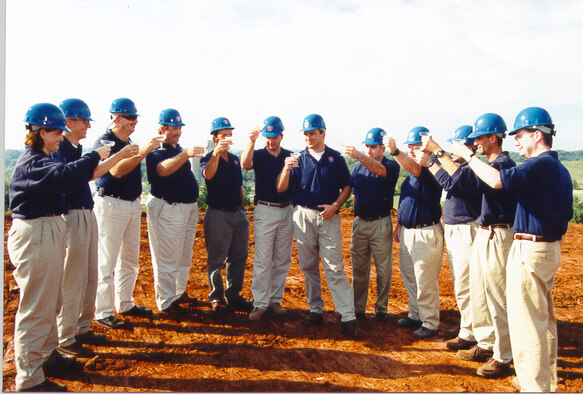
[
  {"xmin": 234, "ymin": 160, "xmax": 239, "ymax": 166},
  {"xmin": 328, "ymin": 156, "xmax": 334, "ymax": 163}
]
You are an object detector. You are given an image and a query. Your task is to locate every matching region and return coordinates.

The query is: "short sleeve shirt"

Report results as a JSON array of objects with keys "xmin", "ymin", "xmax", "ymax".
[
  {"xmin": 251, "ymin": 147, "xmax": 292, "ymax": 204},
  {"xmin": 200, "ymin": 152, "xmax": 243, "ymax": 210},
  {"xmin": 351, "ymin": 156, "xmax": 400, "ymax": 218},
  {"xmin": 397, "ymin": 168, "xmax": 443, "ymax": 228}
]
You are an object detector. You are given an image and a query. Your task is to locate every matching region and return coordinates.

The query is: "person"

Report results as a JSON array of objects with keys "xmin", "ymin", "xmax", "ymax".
[
  {"xmin": 343, "ymin": 128, "xmax": 400, "ymax": 322},
  {"xmin": 241, "ymin": 116, "xmax": 294, "ymax": 321},
  {"xmin": 385, "ymin": 127, "xmax": 444, "ymax": 339},
  {"xmin": 92, "ymin": 98, "xmax": 163, "ymax": 329},
  {"xmin": 419, "ymin": 125, "xmax": 481, "ymax": 350},
  {"xmin": 146, "ymin": 109, "xmax": 205, "ymax": 316},
  {"xmin": 52, "ymin": 98, "xmax": 137, "ymax": 358},
  {"xmin": 200, "ymin": 117, "xmax": 253, "ymax": 313},
  {"xmin": 449, "ymin": 113, "xmax": 517, "ymax": 379},
  {"xmin": 7, "ymin": 103, "xmax": 109, "ymax": 391},
  {"xmin": 277, "ymin": 113, "xmax": 360, "ymax": 338},
  {"xmin": 452, "ymin": 107, "xmax": 572, "ymax": 391}
]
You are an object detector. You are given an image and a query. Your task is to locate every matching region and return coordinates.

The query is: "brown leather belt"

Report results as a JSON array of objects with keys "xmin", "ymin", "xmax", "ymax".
[
  {"xmin": 358, "ymin": 214, "xmax": 389, "ymax": 222},
  {"xmin": 257, "ymin": 200, "xmax": 291, "ymax": 208},
  {"xmin": 479, "ymin": 224, "xmax": 512, "ymax": 230},
  {"xmin": 513, "ymin": 233, "xmax": 555, "ymax": 243}
]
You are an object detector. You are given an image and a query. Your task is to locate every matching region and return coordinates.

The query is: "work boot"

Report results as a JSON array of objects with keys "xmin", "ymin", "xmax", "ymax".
[
  {"xmin": 413, "ymin": 326, "xmax": 438, "ymax": 339},
  {"xmin": 446, "ymin": 337, "xmax": 478, "ymax": 351},
  {"xmin": 457, "ymin": 345, "xmax": 494, "ymax": 362},
  {"xmin": 95, "ymin": 315, "xmax": 126, "ymax": 329},
  {"xmin": 120, "ymin": 304, "xmax": 153, "ymax": 318},
  {"xmin": 303, "ymin": 312, "xmax": 324, "ymax": 327},
  {"xmin": 476, "ymin": 358, "xmax": 511, "ymax": 378},
  {"xmin": 177, "ymin": 292, "xmax": 198, "ymax": 306},
  {"xmin": 43, "ymin": 350, "xmax": 83, "ymax": 378},
  {"xmin": 248, "ymin": 307, "xmax": 266, "ymax": 321},
  {"xmin": 75, "ymin": 330, "xmax": 106, "ymax": 345},
  {"xmin": 227, "ymin": 297, "xmax": 254, "ymax": 312},
  {"xmin": 57, "ymin": 342, "xmax": 95, "ymax": 358},
  {"xmin": 267, "ymin": 302, "xmax": 287, "ymax": 315},
  {"xmin": 397, "ymin": 317, "xmax": 422, "ymax": 329},
  {"xmin": 341, "ymin": 320, "xmax": 362, "ymax": 339}
]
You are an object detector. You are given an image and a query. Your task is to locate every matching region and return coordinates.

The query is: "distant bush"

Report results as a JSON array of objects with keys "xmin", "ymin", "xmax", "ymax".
[{"xmin": 571, "ymin": 197, "xmax": 583, "ymax": 223}]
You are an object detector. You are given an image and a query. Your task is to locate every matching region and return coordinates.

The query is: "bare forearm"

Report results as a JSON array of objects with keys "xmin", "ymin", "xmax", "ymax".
[
  {"xmin": 241, "ymin": 141, "xmax": 255, "ymax": 170},
  {"xmin": 156, "ymin": 151, "xmax": 190, "ymax": 177},
  {"xmin": 394, "ymin": 152, "xmax": 421, "ymax": 177},
  {"xmin": 356, "ymin": 152, "xmax": 386, "ymax": 177},
  {"xmin": 277, "ymin": 168, "xmax": 291, "ymax": 192},
  {"xmin": 109, "ymin": 156, "xmax": 143, "ymax": 178},
  {"xmin": 468, "ymin": 156, "xmax": 502, "ymax": 189},
  {"xmin": 203, "ymin": 153, "xmax": 220, "ymax": 180}
]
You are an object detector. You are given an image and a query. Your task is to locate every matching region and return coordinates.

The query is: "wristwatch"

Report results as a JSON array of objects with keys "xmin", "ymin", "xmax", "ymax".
[
  {"xmin": 426, "ymin": 160, "xmax": 435, "ymax": 168},
  {"xmin": 435, "ymin": 150, "xmax": 445, "ymax": 158}
]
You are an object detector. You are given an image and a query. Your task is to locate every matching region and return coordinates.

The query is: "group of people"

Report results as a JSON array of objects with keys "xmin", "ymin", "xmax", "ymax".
[{"xmin": 6, "ymin": 98, "xmax": 571, "ymax": 393}]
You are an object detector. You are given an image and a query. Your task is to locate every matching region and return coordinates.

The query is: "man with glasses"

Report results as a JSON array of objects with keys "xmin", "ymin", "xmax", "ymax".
[
  {"xmin": 92, "ymin": 98, "xmax": 162, "ymax": 329},
  {"xmin": 52, "ymin": 98, "xmax": 138, "ymax": 357}
]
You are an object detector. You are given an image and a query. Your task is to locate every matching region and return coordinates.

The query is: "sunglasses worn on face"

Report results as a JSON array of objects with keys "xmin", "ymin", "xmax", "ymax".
[{"xmin": 120, "ymin": 114, "xmax": 138, "ymax": 121}]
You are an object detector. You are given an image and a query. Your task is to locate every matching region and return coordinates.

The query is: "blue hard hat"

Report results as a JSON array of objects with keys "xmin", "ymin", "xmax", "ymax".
[
  {"xmin": 300, "ymin": 114, "xmax": 326, "ymax": 132},
  {"xmin": 159, "ymin": 108, "xmax": 185, "ymax": 126},
  {"xmin": 509, "ymin": 107, "xmax": 554, "ymax": 135},
  {"xmin": 110, "ymin": 97, "xmax": 139, "ymax": 116},
  {"xmin": 447, "ymin": 125, "xmax": 475, "ymax": 145},
  {"xmin": 362, "ymin": 127, "xmax": 386, "ymax": 145},
  {"xmin": 469, "ymin": 113, "xmax": 507, "ymax": 138},
  {"xmin": 262, "ymin": 116, "xmax": 284, "ymax": 137},
  {"xmin": 403, "ymin": 126, "xmax": 429, "ymax": 145},
  {"xmin": 24, "ymin": 103, "xmax": 71, "ymax": 133},
  {"xmin": 210, "ymin": 117, "xmax": 234, "ymax": 133},
  {"xmin": 59, "ymin": 98, "xmax": 93, "ymax": 121}
]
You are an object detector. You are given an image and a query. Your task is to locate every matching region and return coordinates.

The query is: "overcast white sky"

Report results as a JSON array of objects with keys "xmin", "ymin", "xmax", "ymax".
[{"xmin": 4, "ymin": 0, "xmax": 583, "ymax": 151}]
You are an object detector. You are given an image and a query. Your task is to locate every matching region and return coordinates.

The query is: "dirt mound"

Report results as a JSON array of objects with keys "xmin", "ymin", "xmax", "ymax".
[{"xmin": 3, "ymin": 210, "xmax": 583, "ymax": 392}]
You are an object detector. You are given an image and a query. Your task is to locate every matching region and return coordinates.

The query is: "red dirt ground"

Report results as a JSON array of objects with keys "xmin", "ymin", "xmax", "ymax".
[{"xmin": 3, "ymin": 210, "xmax": 583, "ymax": 392}]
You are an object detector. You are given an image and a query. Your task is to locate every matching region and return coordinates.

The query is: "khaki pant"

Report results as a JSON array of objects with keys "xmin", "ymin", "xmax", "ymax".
[
  {"xmin": 251, "ymin": 204, "xmax": 294, "ymax": 309},
  {"xmin": 399, "ymin": 223, "xmax": 444, "ymax": 331},
  {"xmin": 293, "ymin": 206, "xmax": 355, "ymax": 322},
  {"xmin": 8, "ymin": 217, "xmax": 66, "ymax": 390},
  {"xmin": 57, "ymin": 209, "xmax": 99, "ymax": 347},
  {"xmin": 147, "ymin": 196, "xmax": 198, "ymax": 310},
  {"xmin": 350, "ymin": 216, "xmax": 393, "ymax": 314},
  {"xmin": 470, "ymin": 226, "xmax": 513, "ymax": 363},
  {"xmin": 507, "ymin": 240, "xmax": 561, "ymax": 392},
  {"xmin": 94, "ymin": 196, "xmax": 142, "ymax": 319},
  {"xmin": 444, "ymin": 221, "xmax": 477, "ymax": 342}
]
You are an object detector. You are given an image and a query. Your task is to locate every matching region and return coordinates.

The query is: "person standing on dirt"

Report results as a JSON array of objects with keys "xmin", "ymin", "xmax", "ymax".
[
  {"xmin": 384, "ymin": 127, "xmax": 444, "ymax": 340},
  {"xmin": 241, "ymin": 116, "xmax": 294, "ymax": 321},
  {"xmin": 92, "ymin": 98, "xmax": 163, "ymax": 329},
  {"xmin": 53, "ymin": 99, "xmax": 138, "ymax": 359},
  {"xmin": 145, "ymin": 109, "xmax": 205, "ymax": 316},
  {"xmin": 201, "ymin": 117, "xmax": 253, "ymax": 313},
  {"xmin": 7, "ymin": 103, "xmax": 110, "ymax": 392},
  {"xmin": 448, "ymin": 113, "xmax": 517, "ymax": 379},
  {"xmin": 277, "ymin": 113, "xmax": 361, "ymax": 338},
  {"xmin": 418, "ymin": 125, "xmax": 481, "ymax": 351},
  {"xmin": 451, "ymin": 107, "xmax": 572, "ymax": 391},
  {"xmin": 343, "ymin": 128, "xmax": 400, "ymax": 322}
]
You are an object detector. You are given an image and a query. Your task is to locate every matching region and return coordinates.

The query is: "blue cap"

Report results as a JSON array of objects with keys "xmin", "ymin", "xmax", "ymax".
[
  {"xmin": 211, "ymin": 117, "xmax": 234, "ymax": 134},
  {"xmin": 159, "ymin": 108, "xmax": 185, "ymax": 126},
  {"xmin": 300, "ymin": 114, "xmax": 326, "ymax": 132},
  {"xmin": 59, "ymin": 98, "xmax": 93, "ymax": 121},
  {"xmin": 403, "ymin": 126, "xmax": 429, "ymax": 145},
  {"xmin": 509, "ymin": 107, "xmax": 554, "ymax": 135},
  {"xmin": 362, "ymin": 127, "xmax": 386, "ymax": 145},
  {"xmin": 24, "ymin": 103, "xmax": 71, "ymax": 133},
  {"xmin": 110, "ymin": 97, "xmax": 139, "ymax": 117},
  {"xmin": 468, "ymin": 113, "xmax": 506, "ymax": 138},
  {"xmin": 262, "ymin": 116, "xmax": 284, "ymax": 137},
  {"xmin": 447, "ymin": 125, "xmax": 475, "ymax": 145}
]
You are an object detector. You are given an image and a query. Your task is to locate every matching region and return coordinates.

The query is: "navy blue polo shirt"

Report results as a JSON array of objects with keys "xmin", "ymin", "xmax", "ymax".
[
  {"xmin": 397, "ymin": 168, "xmax": 443, "ymax": 228},
  {"xmin": 200, "ymin": 152, "xmax": 243, "ymax": 210},
  {"xmin": 434, "ymin": 164, "xmax": 481, "ymax": 225},
  {"xmin": 351, "ymin": 156, "xmax": 400, "ymax": 219},
  {"xmin": 251, "ymin": 147, "xmax": 293, "ymax": 204},
  {"xmin": 146, "ymin": 144, "xmax": 199, "ymax": 204},
  {"xmin": 9, "ymin": 147, "xmax": 100, "ymax": 219},
  {"xmin": 92, "ymin": 130, "xmax": 142, "ymax": 201},
  {"xmin": 289, "ymin": 146, "xmax": 351, "ymax": 208},
  {"xmin": 500, "ymin": 151, "xmax": 572, "ymax": 240},
  {"xmin": 452, "ymin": 152, "xmax": 517, "ymax": 226},
  {"xmin": 51, "ymin": 138, "xmax": 95, "ymax": 210}
]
